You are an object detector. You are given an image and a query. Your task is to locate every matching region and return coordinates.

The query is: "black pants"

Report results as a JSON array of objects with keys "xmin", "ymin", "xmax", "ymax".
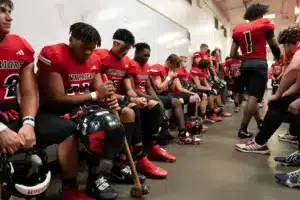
[{"xmin": 255, "ymin": 92, "xmax": 300, "ymax": 145}]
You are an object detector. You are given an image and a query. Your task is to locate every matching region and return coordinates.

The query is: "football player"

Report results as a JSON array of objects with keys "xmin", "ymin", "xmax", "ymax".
[
  {"xmin": 235, "ymin": 24, "xmax": 300, "ymax": 154},
  {"xmin": 95, "ymin": 30, "xmax": 168, "ymax": 179},
  {"xmin": 150, "ymin": 54, "xmax": 201, "ymax": 145},
  {"xmin": 125, "ymin": 42, "xmax": 176, "ymax": 163},
  {"xmin": 0, "ymin": 0, "xmax": 37, "ymax": 155},
  {"xmin": 230, "ymin": 3, "xmax": 281, "ymax": 139},
  {"xmin": 36, "ymin": 22, "xmax": 120, "ymax": 200}
]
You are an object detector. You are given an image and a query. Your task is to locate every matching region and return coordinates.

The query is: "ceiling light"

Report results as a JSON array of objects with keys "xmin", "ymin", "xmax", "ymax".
[{"xmin": 263, "ymin": 13, "xmax": 275, "ymax": 19}]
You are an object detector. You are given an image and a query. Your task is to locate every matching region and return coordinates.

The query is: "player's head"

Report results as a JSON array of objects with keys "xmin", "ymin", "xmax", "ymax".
[
  {"xmin": 69, "ymin": 22, "xmax": 101, "ymax": 63},
  {"xmin": 244, "ymin": 3, "xmax": 269, "ymax": 21},
  {"xmin": 225, "ymin": 57, "xmax": 230, "ymax": 61},
  {"xmin": 180, "ymin": 56, "xmax": 188, "ymax": 68},
  {"xmin": 134, "ymin": 42, "xmax": 150, "ymax": 65},
  {"xmin": 211, "ymin": 48, "xmax": 221, "ymax": 57},
  {"xmin": 200, "ymin": 43, "xmax": 208, "ymax": 53},
  {"xmin": 166, "ymin": 54, "xmax": 181, "ymax": 70},
  {"xmin": 112, "ymin": 29, "xmax": 135, "ymax": 58},
  {"xmin": 0, "ymin": 0, "xmax": 13, "ymax": 36},
  {"xmin": 279, "ymin": 24, "xmax": 300, "ymax": 55}
]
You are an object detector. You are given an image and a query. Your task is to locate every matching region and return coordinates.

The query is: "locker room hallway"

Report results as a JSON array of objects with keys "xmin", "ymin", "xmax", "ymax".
[{"xmin": 45, "ymin": 91, "xmax": 300, "ymax": 200}]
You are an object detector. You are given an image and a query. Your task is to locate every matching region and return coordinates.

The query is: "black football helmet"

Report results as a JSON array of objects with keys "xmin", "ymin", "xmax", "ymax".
[
  {"xmin": 1, "ymin": 149, "xmax": 51, "ymax": 200},
  {"xmin": 185, "ymin": 117, "xmax": 203, "ymax": 135},
  {"xmin": 77, "ymin": 105, "xmax": 125, "ymax": 159}
]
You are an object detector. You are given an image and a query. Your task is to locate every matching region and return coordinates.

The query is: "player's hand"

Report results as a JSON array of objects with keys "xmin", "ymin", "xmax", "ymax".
[
  {"xmin": 18, "ymin": 124, "xmax": 36, "ymax": 150},
  {"xmin": 131, "ymin": 97, "xmax": 147, "ymax": 108},
  {"xmin": 105, "ymin": 95, "xmax": 120, "ymax": 112},
  {"xmin": 97, "ymin": 81, "xmax": 115, "ymax": 99},
  {"xmin": 288, "ymin": 99, "xmax": 300, "ymax": 115},
  {"xmin": 268, "ymin": 94, "xmax": 280, "ymax": 105},
  {"xmin": 0, "ymin": 128, "xmax": 25, "ymax": 155}
]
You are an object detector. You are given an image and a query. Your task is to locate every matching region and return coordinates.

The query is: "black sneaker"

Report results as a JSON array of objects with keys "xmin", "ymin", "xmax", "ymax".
[
  {"xmin": 274, "ymin": 151, "xmax": 300, "ymax": 166},
  {"xmin": 110, "ymin": 164, "xmax": 146, "ymax": 184},
  {"xmin": 86, "ymin": 173, "xmax": 117, "ymax": 200},
  {"xmin": 275, "ymin": 169, "xmax": 300, "ymax": 188},
  {"xmin": 238, "ymin": 129, "xmax": 253, "ymax": 139}
]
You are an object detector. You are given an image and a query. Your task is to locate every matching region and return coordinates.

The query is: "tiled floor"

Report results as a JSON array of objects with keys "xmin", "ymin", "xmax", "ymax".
[{"xmin": 43, "ymin": 91, "xmax": 300, "ymax": 199}]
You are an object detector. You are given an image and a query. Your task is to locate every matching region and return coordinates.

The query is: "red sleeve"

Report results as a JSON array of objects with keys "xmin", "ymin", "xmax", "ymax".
[
  {"xmin": 190, "ymin": 67, "xmax": 201, "ymax": 77},
  {"xmin": 192, "ymin": 52, "xmax": 202, "ymax": 62},
  {"xmin": 17, "ymin": 36, "xmax": 35, "ymax": 68},
  {"xmin": 263, "ymin": 19, "xmax": 275, "ymax": 32},
  {"xmin": 37, "ymin": 46, "xmax": 61, "ymax": 73},
  {"xmin": 127, "ymin": 60, "xmax": 137, "ymax": 75},
  {"xmin": 149, "ymin": 65, "xmax": 163, "ymax": 77},
  {"xmin": 91, "ymin": 55, "xmax": 102, "ymax": 74},
  {"xmin": 94, "ymin": 49, "xmax": 109, "ymax": 73}
]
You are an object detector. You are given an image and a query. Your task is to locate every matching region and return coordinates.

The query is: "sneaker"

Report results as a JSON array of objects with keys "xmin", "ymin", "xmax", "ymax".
[
  {"xmin": 178, "ymin": 132, "xmax": 202, "ymax": 145},
  {"xmin": 110, "ymin": 164, "xmax": 146, "ymax": 184},
  {"xmin": 203, "ymin": 117, "xmax": 215, "ymax": 124},
  {"xmin": 274, "ymin": 151, "xmax": 300, "ymax": 166},
  {"xmin": 147, "ymin": 144, "xmax": 176, "ymax": 162},
  {"xmin": 209, "ymin": 114, "xmax": 222, "ymax": 122},
  {"xmin": 238, "ymin": 129, "xmax": 253, "ymax": 139},
  {"xmin": 220, "ymin": 111, "xmax": 232, "ymax": 117},
  {"xmin": 275, "ymin": 169, "xmax": 300, "ymax": 188},
  {"xmin": 278, "ymin": 132, "xmax": 298, "ymax": 144},
  {"xmin": 234, "ymin": 107, "xmax": 240, "ymax": 113},
  {"xmin": 61, "ymin": 188, "xmax": 95, "ymax": 200},
  {"xmin": 235, "ymin": 139, "xmax": 270, "ymax": 154},
  {"xmin": 136, "ymin": 156, "xmax": 168, "ymax": 178},
  {"xmin": 86, "ymin": 173, "xmax": 117, "ymax": 200}
]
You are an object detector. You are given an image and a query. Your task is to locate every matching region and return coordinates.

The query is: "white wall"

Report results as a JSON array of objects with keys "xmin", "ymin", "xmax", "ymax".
[
  {"xmin": 138, "ymin": 0, "xmax": 232, "ymax": 62},
  {"xmin": 10, "ymin": 0, "xmax": 190, "ymax": 65}
]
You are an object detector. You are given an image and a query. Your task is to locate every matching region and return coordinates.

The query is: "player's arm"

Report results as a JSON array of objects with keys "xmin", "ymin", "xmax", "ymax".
[
  {"xmin": 19, "ymin": 63, "xmax": 38, "ymax": 119},
  {"xmin": 145, "ymin": 79, "xmax": 160, "ymax": 101},
  {"xmin": 151, "ymin": 75, "xmax": 170, "ymax": 93},
  {"xmin": 124, "ymin": 76, "xmax": 139, "ymax": 98},
  {"xmin": 282, "ymin": 73, "xmax": 300, "ymax": 97},
  {"xmin": 174, "ymin": 78, "xmax": 196, "ymax": 95},
  {"xmin": 266, "ymin": 30, "xmax": 281, "ymax": 61},
  {"xmin": 230, "ymin": 38, "xmax": 239, "ymax": 58},
  {"xmin": 208, "ymin": 60, "xmax": 217, "ymax": 76},
  {"xmin": 192, "ymin": 76, "xmax": 210, "ymax": 90},
  {"xmin": 275, "ymin": 51, "xmax": 300, "ymax": 97}
]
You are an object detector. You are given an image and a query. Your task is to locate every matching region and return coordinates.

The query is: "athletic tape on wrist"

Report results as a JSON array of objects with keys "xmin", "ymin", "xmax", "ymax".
[
  {"xmin": 90, "ymin": 92, "xmax": 98, "ymax": 101},
  {"xmin": 166, "ymin": 76, "xmax": 171, "ymax": 81}
]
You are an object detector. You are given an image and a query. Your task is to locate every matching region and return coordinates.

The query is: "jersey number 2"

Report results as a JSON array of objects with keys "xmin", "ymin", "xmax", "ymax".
[
  {"xmin": 4, "ymin": 74, "xmax": 20, "ymax": 99},
  {"xmin": 244, "ymin": 31, "xmax": 253, "ymax": 54}
]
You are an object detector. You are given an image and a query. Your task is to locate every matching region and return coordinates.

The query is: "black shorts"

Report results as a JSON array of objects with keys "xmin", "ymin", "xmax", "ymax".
[
  {"xmin": 232, "ymin": 76, "xmax": 244, "ymax": 94},
  {"xmin": 172, "ymin": 93, "xmax": 191, "ymax": 104},
  {"xmin": 198, "ymin": 89, "xmax": 217, "ymax": 96},
  {"xmin": 240, "ymin": 59, "xmax": 268, "ymax": 102},
  {"xmin": 158, "ymin": 94, "xmax": 173, "ymax": 109}
]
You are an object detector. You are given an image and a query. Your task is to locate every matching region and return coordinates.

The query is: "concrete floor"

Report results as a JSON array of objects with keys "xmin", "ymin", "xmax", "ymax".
[{"xmin": 45, "ymin": 91, "xmax": 300, "ymax": 200}]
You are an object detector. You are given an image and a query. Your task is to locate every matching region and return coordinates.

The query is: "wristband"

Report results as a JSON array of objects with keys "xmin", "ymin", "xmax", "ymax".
[
  {"xmin": 0, "ymin": 122, "xmax": 7, "ymax": 132},
  {"xmin": 22, "ymin": 116, "xmax": 35, "ymax": 127},
  {"xmin": 166, "ymin": 76, "xmax": 171, "ymax": 81},
  {"xmin": 89, "ymin": 91, "xmax": 99, "ymax": 101}
]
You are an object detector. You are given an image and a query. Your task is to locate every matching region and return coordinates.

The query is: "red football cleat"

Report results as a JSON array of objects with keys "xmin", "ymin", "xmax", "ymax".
[
  {"xmin": 136, "ymin": 156, "xmax": 168, "ymax": 179},
  {"xmin": 61, "ymin": 188, "xmax": 95, "ymax": 200},
  {"xmin": 147, "ymin": 144, "xmax": 176, "ymax": 162}
]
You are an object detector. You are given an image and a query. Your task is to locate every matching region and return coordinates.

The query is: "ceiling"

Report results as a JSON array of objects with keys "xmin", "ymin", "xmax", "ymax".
[{"xmin": 214, "ymin": 0, "xmax": 299, "ymax": 32}]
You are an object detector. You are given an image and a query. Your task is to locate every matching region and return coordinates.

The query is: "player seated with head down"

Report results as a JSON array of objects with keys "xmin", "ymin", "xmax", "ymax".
[
  {"xmin": 149, "ymin": 54, "xmax": 201, "ymax": 145},
  {"xmin": 235, "ymin": 24, "xmax": 300, "ymax": 155},
  {"xmin": 95, "ymin": 30, "xmax": 169, "ymax": 179},
  {"xmin": 0, "ymin": 0, "xmax": 37, "ymax": 156},
  {"xmin": 230, "ymin": 3, "xmax": 281, "ymax": 139},
  {"xmin": 36, "ymin": 22, "xmax": 124, "ymax": 200}
]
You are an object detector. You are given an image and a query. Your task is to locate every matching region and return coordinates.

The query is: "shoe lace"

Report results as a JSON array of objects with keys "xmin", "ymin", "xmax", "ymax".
[
  {"xmin": 95, "ymin": 176, "xmax": 109, "ymax": 191},
  {"xmin": 121, "ymin": 166, "xmax": 132, "ymax": 175},
  {"xmin": 287, "ymin": 169, "xmax": 300, "ymax": 178}
]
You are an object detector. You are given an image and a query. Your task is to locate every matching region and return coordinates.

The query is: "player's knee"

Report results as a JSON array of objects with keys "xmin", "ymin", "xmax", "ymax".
[
  {"xmin": 202, "ymin": 93, "xmax": 207, "ymax": 100},
  {"xmin": 147, "ymin": 100, "xmax": 158, "ymax": 109},
  {"xmin": 120, "ymin": 107, "xmax": 135, "ymax": 123},
  {"xmin": 171, "ymin": 98, "xmax": 182, "ymax": 107},
  {"xmin": 178, "ymin": 98, "xmax": 184, "ymax": 104},
  {"xmin": 189, "ymin": 96, "xmax": 196, "ymax": 103}
]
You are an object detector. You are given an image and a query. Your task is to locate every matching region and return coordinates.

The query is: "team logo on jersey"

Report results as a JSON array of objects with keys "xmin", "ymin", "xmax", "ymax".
[
  {"xmin": 91, "ymin": 65, "xmax": 97, "ymax": 70},
  {"xmin": 16, "ymin": 50, "xmax": 24, "ymax": 56}
]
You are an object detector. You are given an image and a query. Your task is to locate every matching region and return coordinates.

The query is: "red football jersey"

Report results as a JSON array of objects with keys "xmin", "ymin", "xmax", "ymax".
[
  {"xmin": 37, "ymin": 43, "xmax": 101, "ymax": 96},
  {"xmin": 225, "ymin": 58, "xmax": 242, "ymax": 78},
  {"xmin": 192, "ymin": 51, "xmax": 210, "ymax": 68},
  {"xmin": 210, "ymin": 56, "xmax": 219, "ymax": 72},
  {"xmin": 175, "ymin": 67, "xmax": 190, "ymax": 82},
  {"xmin": 149, "ymin": 64, "xmax": 169, "ymax": 93},
  {"xmin": 94, "ymin": 49, "xmax": 130, "ymax": 95},
  {"xmin": 127, "ymin": 60, "xmax": 150, "ymax": 94},
  {"xmin": 190, "ymin": 67, "xmax": 208, "ymax": 78},
  {"xmin": 233, "ymin": 18, "xmax": 275, "ymax": 60},
  {"xmin": 0, "ymin": 34, "xmax": 34, "ymax": 106}
]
